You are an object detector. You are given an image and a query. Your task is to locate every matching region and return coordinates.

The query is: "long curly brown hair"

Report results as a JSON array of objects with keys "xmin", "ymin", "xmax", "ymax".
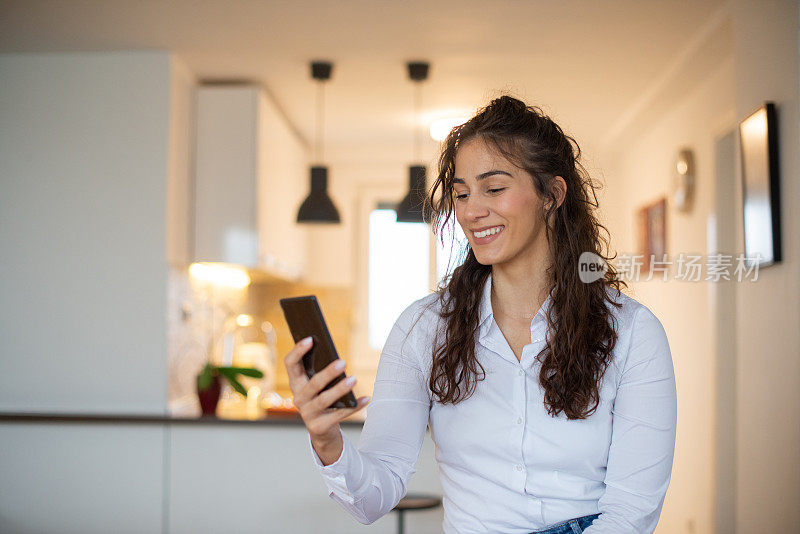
[{"xmin": 424, "ymin": 95, "xmax": 626, "ymax": 419}]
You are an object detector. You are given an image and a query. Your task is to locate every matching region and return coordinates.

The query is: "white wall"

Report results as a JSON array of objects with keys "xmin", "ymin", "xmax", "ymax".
[{"xmin": 0, "ymin": 51, "xmax": 192, "ymax": 414}]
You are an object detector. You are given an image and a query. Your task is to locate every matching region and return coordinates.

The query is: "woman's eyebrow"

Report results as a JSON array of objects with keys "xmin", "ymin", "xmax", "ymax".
[{"xmin": 453, "ymin": 170, "xmax": 513, "ymax": 184}]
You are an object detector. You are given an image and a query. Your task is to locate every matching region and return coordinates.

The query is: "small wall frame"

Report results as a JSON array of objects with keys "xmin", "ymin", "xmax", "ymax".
[
  {"xmin": 739, "ymin": 101, "xmax": 782, "ymax": 267},
  {"xmin": 636, "ymin": 197, "xmax": 667, "ymax": 275}
]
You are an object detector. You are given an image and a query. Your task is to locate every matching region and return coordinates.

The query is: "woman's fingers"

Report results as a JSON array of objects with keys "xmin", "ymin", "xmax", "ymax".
[
  {"xmin": 312, "ymin": 374, "xmax": 358, "ymax": 412},
  {"xmin": 282, "ymin": 340, "xmax": 369, "ymax": 439},
  {"xmin": 298, "ymin": 358, "xmax": 347, "ymax": 406},
  {"xmin": 283, "ymin": 337, "xmax": 313, "ymax": 392},
  {"xmin": 311, "ymin": 396, "xmax": 371, "ymax": 432}
]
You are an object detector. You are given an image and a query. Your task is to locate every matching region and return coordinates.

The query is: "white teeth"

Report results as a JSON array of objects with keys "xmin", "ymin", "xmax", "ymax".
[{"xmin": 474, "ymin": 226, "xmax": 503, "ymax": 238}]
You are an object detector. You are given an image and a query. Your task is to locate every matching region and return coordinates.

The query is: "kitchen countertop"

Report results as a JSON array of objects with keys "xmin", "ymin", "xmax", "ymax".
[{"xmin": 0, "ymin": 411, "xmax": 365, "ymax": 426}]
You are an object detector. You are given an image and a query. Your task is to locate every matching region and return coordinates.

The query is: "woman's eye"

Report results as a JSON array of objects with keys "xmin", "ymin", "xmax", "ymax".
[{"xmin": 455, "ymin": 188, "xmax": 504, "ymax": 201}]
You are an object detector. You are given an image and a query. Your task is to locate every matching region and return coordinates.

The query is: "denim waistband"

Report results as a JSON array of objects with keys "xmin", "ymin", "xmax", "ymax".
[{"xmin": 528, "ymin": 513, "xmax": 601, "ymax": 534}]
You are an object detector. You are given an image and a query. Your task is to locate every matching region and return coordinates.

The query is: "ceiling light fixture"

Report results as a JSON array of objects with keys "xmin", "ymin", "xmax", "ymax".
[
  {"xmin": 396, "ymin": 61, "xmax": 430, "ymax": 224},
  {"xmin": 297, "ymin": 61, "xmax": 341, "ymax": 224},
  {"xmin": 430, "ymin": 116, "xmax": 469, "ymax": 142}
]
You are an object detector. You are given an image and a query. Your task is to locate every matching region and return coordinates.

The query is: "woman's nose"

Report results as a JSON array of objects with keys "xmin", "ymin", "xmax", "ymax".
[{"xmin": 463, "ymin": 195, "xmax": 490, "ymax": 219}]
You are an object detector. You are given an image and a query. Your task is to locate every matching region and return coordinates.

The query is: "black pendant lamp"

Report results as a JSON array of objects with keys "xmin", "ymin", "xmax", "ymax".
[
  {"xmin": 396, "ymin": 165, "xmax": 428, "ymax": 223},
  {"xmin": 396, "ymin": 61, "xmax": 430, "ymax": 223},
  {"xmin": 297, "ymin": 61, "xmax": 341, "ymax": 224}
]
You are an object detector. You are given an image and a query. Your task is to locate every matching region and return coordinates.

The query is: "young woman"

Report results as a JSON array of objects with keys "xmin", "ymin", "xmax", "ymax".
[{"xmin": 284, "ymin": 96, "xmax": 677, "ymax": 534}]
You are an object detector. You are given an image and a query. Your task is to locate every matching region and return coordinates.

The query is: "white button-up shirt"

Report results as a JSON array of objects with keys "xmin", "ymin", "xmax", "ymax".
[{"xmin": 310, "ymin": 273, "xmax": 677, "ymax": 533}]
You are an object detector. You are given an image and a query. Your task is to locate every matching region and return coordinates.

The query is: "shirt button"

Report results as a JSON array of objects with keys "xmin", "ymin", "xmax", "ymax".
[
  {"xmin": 518, "ymin": 369, "xmax": 524, "ymax": 376},
  {"xmin": 517, "ymin": 417, "xmax": 523, "ymax": 424},
  {"xmin": 515, "ymin": 464, "xmax": 523, "ymax": 471}
]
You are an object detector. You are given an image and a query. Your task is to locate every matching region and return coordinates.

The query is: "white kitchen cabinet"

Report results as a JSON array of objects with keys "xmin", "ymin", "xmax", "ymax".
[
  {"xmin": 168, "ymin": 425, "xmax": 444, "ymax": 533},
  {"xmin": 0, "ymin": 422, "xmax": 165, "ymax": 533},
  {"xmin": 1, "ymin": 420, "xmax": 443, "ymax": 533},
  {"xmin": 194, "ymin": 85, "xmax": 308, "ymax": 280}
]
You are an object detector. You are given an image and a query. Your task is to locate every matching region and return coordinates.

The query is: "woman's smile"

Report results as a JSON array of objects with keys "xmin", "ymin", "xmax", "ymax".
[{"xmin": 471, "ymin": 224, "xmax": 505, "ymax": 244}]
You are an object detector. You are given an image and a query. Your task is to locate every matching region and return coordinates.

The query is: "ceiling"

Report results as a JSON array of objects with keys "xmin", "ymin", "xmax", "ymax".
[{"xmin": 0, "ymin": 0, "xmax": 727, "ymax": 164}]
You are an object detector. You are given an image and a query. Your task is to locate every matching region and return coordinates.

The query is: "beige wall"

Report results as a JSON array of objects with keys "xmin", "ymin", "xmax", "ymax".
[
  {"xmin": 167, "ymin": 55, "xmax": 195, "ymax": 266},
  {"xmin": 731, "ymin": 1, "xmax": 800, "ymax": 531},
  {"xmin": 606, "ymin": 1, "xmax": 800, "ymax": 532},
  {"xmin": 608, "ymin": 54, "xmax": 736, "ymax": 534}
]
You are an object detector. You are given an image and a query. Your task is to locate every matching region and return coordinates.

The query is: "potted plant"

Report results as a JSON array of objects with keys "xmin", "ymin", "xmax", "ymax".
[{"xmin": 196, "ymin": 363, "xmax": 264, "ymax": 416}]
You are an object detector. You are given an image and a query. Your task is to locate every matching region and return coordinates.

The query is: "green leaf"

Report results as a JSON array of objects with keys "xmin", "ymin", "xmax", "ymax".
[
  {"xmin": 225, "ymin": 375, "xmax": 249, "ymax": 397},
  {"xmin": 197, "ymin": 363, "xmax": 215, "ymax": 391},
  {"xmin": 219, "ymin": 366, "xmax": 263, "ymax": 379},
  {"xmin": 217, "ymin": 367, "xmax": 235, "ymax": 380},
  {"xmin": 228, "ymin": 367, "xmax": 264, "ymax": 378}
]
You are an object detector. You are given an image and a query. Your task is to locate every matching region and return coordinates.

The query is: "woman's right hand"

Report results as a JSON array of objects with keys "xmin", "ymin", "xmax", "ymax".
[{"xmin": 284, "ymin": 336, "xmax": 371, "ymax": 463}]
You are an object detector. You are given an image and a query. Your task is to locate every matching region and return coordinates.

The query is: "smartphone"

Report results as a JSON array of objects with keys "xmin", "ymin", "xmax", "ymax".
[{"xmin": 279, "ymin": 295, "xmax": 358, "ymax": 409}]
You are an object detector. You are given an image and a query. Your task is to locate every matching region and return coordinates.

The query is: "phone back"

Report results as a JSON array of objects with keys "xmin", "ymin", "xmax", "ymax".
[
  {"xmin": 279, "ymin": 295, "xmax": 340, "ymax": 377},
  {"xmin": 279, "ymin": 295, "xmax": 357, "ymax": 408}
]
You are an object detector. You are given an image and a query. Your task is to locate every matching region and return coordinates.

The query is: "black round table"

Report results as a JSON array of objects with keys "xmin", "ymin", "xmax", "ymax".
[{"xmin": 391, "ymin": 493, "xmax": 442, "ymax": 534}]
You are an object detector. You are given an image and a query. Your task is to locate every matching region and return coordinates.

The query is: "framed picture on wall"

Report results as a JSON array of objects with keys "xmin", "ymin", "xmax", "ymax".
[
  {"xmin": 739, "ymin": 102, "xmax": 782, "ymax": 267},
  {"xmin": 636, "ymin": 197, "xmax": 667, "ymax": 275}
]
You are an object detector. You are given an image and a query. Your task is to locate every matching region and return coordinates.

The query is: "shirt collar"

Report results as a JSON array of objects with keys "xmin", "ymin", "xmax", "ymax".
[{"xmin": 478, "ymin": 271, "xmax": 553, "ymax": 335}]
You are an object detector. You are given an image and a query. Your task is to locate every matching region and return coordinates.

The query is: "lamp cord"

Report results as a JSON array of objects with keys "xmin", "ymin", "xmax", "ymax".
[
  {"xmin": 413, "ymin": 82, "xmax": 421, "ymax": 164},
  {"xmin": 316, "ymin": 81, "xmax": 325, "ymax": 164}
]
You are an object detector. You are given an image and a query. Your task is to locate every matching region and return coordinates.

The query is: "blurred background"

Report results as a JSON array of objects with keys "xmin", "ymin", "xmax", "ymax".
[{"xmin": 0, "ymin": 1, "xmax": 798, "ymax": 532}]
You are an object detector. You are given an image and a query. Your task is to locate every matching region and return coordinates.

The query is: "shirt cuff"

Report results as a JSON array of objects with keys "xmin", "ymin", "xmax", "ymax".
[{"xmin": 308, "ymin": 428, "xmax": 357, "ymax": 505}]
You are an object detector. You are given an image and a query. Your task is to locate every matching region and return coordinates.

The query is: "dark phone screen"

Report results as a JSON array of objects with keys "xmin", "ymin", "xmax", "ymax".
[{"xmin": 279, "ymin": 295, "xmax": 357, "ymax": 409}]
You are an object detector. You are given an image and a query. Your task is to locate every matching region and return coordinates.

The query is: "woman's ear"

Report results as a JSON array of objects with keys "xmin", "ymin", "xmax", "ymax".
[{"xmin": 551, "ymin": 176, "xmax": 567, "ymax": 209}]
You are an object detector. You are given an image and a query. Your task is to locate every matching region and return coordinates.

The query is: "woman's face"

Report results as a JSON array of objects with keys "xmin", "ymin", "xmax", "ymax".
[{"xmin": 453, "ymin": 137, "xmax": 548, "ymax": 267}]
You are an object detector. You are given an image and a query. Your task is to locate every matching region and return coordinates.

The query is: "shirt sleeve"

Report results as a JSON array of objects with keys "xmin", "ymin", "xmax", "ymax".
[
  {"xmin": 584, "ymin": 305, "xmax": 678, "ymax": 534},
  {"xmin": 308, "ymin": 300, "xmax": 432, "ymax": 525}
]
